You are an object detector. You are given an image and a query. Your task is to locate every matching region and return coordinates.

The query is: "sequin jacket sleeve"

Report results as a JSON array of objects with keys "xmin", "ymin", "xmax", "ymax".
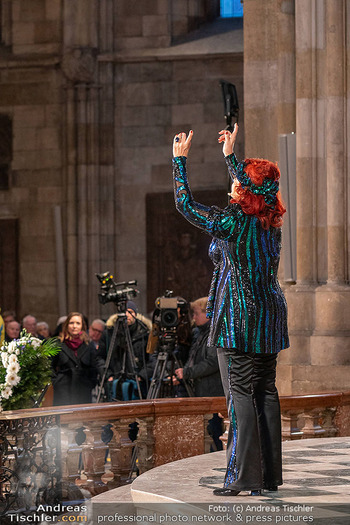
[
  {"xmin": 172, "ymin": 155, "xmax": 289, "ymax": 355},
  {"xmin": 224, "ymin": 152, "xmax": 240, "ymax": 180},
  {"xmin": 172, "ymin": 156, "xmax": 244, "ymax": 240}
]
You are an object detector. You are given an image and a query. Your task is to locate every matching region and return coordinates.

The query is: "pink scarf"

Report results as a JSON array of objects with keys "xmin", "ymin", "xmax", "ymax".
[{"xmin": 64, "ymin": 334, "xmax": 83, "ymax": 356}]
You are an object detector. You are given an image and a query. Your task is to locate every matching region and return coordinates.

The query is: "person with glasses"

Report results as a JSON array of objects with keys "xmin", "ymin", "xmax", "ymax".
[{"xmin": 89, "ymin": 319, "xmax": 106, "ymax": 349}]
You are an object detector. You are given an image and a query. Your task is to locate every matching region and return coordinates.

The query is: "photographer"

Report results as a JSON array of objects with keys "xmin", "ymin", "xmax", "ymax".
[
  {"xmin": 96, "ymin": 301, "xmax": 151, "ymax": 400},
  {"xmin": 175, "ymin": 297, "xmax": 223, "ymax": 397},
  {"xmin": 175, "ymin": 296, "xmax": 224, "ymax": 451}
]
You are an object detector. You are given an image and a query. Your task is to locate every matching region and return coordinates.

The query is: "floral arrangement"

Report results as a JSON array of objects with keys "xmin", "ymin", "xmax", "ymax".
[{"xmin": 0, "ymin": 330, "xmax": 60, "ymax": 411}]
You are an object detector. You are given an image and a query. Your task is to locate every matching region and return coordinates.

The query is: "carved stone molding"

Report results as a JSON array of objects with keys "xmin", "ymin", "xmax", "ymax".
[{"xmin": 61, "ymin": 47, "xmax": 98, "ymax": 84}]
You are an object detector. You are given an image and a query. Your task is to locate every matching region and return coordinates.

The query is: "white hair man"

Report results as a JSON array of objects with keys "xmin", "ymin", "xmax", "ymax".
[
  {"xmin": 89, "ymin": 319, "xmax": 106, "ymax": 349},
  {"xmin": 22, "ymin": 315, "xmax": 37, "ymax": 336}
]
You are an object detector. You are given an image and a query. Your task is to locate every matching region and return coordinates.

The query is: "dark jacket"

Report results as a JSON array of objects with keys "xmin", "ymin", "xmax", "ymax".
[
  {"xmin": 173, "ymin": 155, "xmax": 289, "ymax": 354},
  {"xmin": 182, "ymin": 321, "xmax": 224, "ymax": 397},
  {"xmin": 96, "ymin": 318, "xmax": 150, "ymax": 381},
  {"xmin": 52, "ymin": 341, "xmax": 98, "ymax": 406}
]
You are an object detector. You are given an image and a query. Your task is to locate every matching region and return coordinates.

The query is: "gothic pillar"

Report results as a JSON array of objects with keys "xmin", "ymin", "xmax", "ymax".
[
  {"xmin": 310, "ymin": 0, "xmax": 350, "ymax": 387},
  {"xmin": 63, "ymin": 66, "xmax": 100, "ymax": 316},
  {"xmin": 76, "ymin": 84, "xmax": 89, "ymax": 311},
  {"xmin": 325, "ymin": 0, "xmax": 346, "ymax": 284},
  {"xmin": 62, "ymin": 0, "xmax": 115, "ymax": 319},
  {"xmin": 65, "ymin": 86, "xmax": 78, "ymax": 310},
  {"xmin": 277, "ymin": 0, "xmax": 318, "ymax": 395},
  {"xmin": 277, "ymin": 0, "xmax": 296, "ymax": 134},
  {"xmin": 295, "ymin": 0, "xmax": 317, "ymax": 285},
  {"xmin": 243, "ymin": 0, "xmax": 279, "ymax": 159}
]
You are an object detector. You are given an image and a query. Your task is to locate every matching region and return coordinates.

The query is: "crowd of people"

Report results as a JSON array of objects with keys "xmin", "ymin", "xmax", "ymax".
[{"xmin": 0, "ymin": 297, "xmax": 224, "ymax": 417}]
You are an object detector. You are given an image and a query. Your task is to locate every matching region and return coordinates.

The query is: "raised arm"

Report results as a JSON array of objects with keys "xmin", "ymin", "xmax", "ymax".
[
  {"xmin": 172, "ymin": 131, "xmax": 244, "ymax": 240},
  {"xmin": 218, "ymin": 123, "xmax": 241, "ymax": 182}
]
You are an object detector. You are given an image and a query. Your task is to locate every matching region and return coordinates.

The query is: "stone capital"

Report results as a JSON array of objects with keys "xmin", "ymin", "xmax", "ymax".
[{"xmin": 61, "ymin": 47, "xmax": 98, "ymax": 84}]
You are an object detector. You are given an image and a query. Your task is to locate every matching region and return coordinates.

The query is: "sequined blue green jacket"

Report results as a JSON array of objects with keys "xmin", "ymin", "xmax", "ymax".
[{"xmin": 173, "ymin": 154, "xmax": 289, "ymax": 354}]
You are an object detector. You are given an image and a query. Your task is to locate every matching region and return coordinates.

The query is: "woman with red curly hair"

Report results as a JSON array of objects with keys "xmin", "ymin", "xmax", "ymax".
[{"xmin": 172, "ymin": 125, "xmax": 289, "ymax": 497}]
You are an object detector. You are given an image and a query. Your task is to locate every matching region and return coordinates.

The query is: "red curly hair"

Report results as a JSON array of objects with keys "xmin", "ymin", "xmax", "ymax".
[{"xmin": 230, "ymin": 158, "xmax": 286, "ymax": 230}]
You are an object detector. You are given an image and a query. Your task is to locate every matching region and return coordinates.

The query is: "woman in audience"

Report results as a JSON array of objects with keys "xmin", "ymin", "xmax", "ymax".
[{"xmin": 52, "ymin": 312, "xmax": 98, "ymax": 405}]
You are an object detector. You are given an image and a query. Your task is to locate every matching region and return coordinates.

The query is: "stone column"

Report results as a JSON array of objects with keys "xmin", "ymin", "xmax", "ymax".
[
  {"xmin": 96, "ymin": 0, "xmax": 116, "ymax": 319},
  {"xmin": 65, "ymin": 86, "xmax": 79, "ymax": 309},
  {"xmin": 62, "ymin": 0, "xmax": 116, "ymax": 318},
  {"xmin": 310, "ymin": 0, "xmax": 350, "ymax": 391},
  {"xmin": 76, "ymin": 84, "xmax": 89, "ymax": 311},
  {"xmin": 325, "ymin": 0, "xmax": 346, "ymax": 284},
  {"xmin": 277, "ymin": 0, "xmax": 318, "ymax": 395},
  {"xmin": 63, "ymin": 75, "xmax": 100, "ymax": 316},
  {"xmin": 277, "ymin": 0, "xmax": 296, "ymax": 135},
  {"xmin": 294, "ymin": 0, "xmax": 317, "ymax": 285},
  {"xmin": 243, "ymin": 0, "xmax": 279, "ymax": 159}
]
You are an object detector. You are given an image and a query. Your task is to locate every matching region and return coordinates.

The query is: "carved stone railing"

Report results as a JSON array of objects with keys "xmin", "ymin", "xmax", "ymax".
[
  {"xmin": 0, "ymin": 413, "xmax": 61, "ymax": 517},
  {"xmin": 0, "ymin": 391, "xmax": 349, "ymax": 515},
  {"xmin": 280, "ymin": 391, "xmax": 350, "ymax": 440}
]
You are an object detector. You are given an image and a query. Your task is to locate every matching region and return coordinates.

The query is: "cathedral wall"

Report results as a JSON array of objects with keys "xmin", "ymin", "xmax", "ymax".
[
  {"xmin": 0, "ymin": 0, "xmax": 244, "ymax": 328},
  {"xmin": 113, "ymin": 53, "xmax": 244, "ymax": 314},
  {"xmin": 244, "ymin": 0, "xmax": 350, "ymax": 395}
]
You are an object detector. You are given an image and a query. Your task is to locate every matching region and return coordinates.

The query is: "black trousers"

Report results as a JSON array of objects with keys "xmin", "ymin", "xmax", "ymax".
[{"xmin": 217, "ymin": 348, "xmax": 282, "ymax": 491}]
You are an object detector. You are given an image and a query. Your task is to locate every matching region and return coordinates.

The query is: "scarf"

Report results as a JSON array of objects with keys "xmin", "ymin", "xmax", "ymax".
[{"xmin": 64, "ymin": 334, "xmax": 83, "ymax": 356}]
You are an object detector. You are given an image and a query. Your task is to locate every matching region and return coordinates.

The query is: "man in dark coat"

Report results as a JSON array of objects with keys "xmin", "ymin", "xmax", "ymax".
[
  {"xmin": 175, "ymin": 296, "xmax": 224, "ymax": 450},
  {"xmin": 175, "ymin": 297, "xmax": 223, "ymax": 397}
]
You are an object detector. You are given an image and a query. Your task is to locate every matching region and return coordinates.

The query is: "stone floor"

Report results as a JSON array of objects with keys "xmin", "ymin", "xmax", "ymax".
[{"xmin": 92, "ymin": 437, "xmax": 350, "ymax": 524}]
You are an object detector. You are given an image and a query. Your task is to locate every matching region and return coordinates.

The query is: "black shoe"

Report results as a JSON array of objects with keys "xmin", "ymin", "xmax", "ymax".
[
  {"xmin": 264, "ymin": 486, "xmax": 278, "ymax": 492},
  {"xmin": 213, "ymin": 488, "xmax": 262, "ymax": 497},
  {"xmin": 250, "ymin": 490, "xmax": 261, "ymax": 496},
  {"xmin": 213, "ymin": 488, "xmax": 241, "ymax": 496}
]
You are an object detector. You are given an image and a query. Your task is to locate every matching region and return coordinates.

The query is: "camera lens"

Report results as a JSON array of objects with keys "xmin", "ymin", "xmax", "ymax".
[{"xmin": 161, "ymin": 309, "xmax": 178, "ymax": 328}]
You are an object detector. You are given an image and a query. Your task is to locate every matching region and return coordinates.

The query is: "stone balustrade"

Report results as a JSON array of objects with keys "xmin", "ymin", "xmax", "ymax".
[{"xmin": 0, "ymin": 392, "xmax": 349, "ymax": 515}]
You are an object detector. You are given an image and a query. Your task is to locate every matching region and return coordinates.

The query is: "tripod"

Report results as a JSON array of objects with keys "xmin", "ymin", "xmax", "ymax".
[
  {"xmin": 96, "ymin": 313, "xmax": 142, "ymax": 403},
  {"xmin": 147, "ymin": 341, "xmax": 194, "ymax": 399}
]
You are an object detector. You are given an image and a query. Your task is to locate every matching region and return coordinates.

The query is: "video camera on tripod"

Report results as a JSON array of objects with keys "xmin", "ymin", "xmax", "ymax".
[
  {"xmin": 147, "ymin": 291, "xmax": 193, "ymax": 399},
  {"xmin": 96, "ymin": 272, "xmax": 139, "ymax": 311},
  {"xmin": 95, "ymin": 272, "xmax": 142, "ymax": 403},
  {"xmin": 152, "ymin": 291, "xmax": 187, "ymax": 347}
]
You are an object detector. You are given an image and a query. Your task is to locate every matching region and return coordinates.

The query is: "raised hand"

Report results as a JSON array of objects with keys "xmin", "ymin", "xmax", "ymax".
[
  {"xmin": 218, "ymin": 123, "xmax": 239, "ymax": 156},
  {"xmin": 173, "ymin": 130, "xmax": 193, "ymax": 158}
]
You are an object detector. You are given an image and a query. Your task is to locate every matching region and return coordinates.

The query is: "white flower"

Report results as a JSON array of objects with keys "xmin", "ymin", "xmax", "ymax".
[
  {"xmin": 2, "ymin": 386, "xmax": 12, "ymax": 399},
  {"xmin": 9, "ymin": 354, "xmax": 18, "ymax": 364},
  {"xmin": 31, "ymin": 338, "xmax": 41, "ymax": 349},
  {"xmin": 1, "ymin": 352, "xmax": 8, "ymax": 367},
  {"xmin": 5, "ymin": 372, "xmax": 20, "ymax": 387},
  {"xmin": 15, "ymin": 349, "xmax": 20, "ymax": 355},
  {"xmin": 7, "ymin": 341, "xmax": 16, "ymax": 354},
  {"xmin": 7, "ymin": 362, "xmax": 20, "ymax": 374}
]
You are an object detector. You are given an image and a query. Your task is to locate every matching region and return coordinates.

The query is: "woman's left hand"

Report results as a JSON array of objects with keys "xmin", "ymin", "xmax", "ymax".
[
  {"xmin": 218, "ymin": 123, "xmax": 239, "ymax": 156},
  {"xmin": 173, "ymin": 130, "xmax": 193, "ymax": 157}
]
